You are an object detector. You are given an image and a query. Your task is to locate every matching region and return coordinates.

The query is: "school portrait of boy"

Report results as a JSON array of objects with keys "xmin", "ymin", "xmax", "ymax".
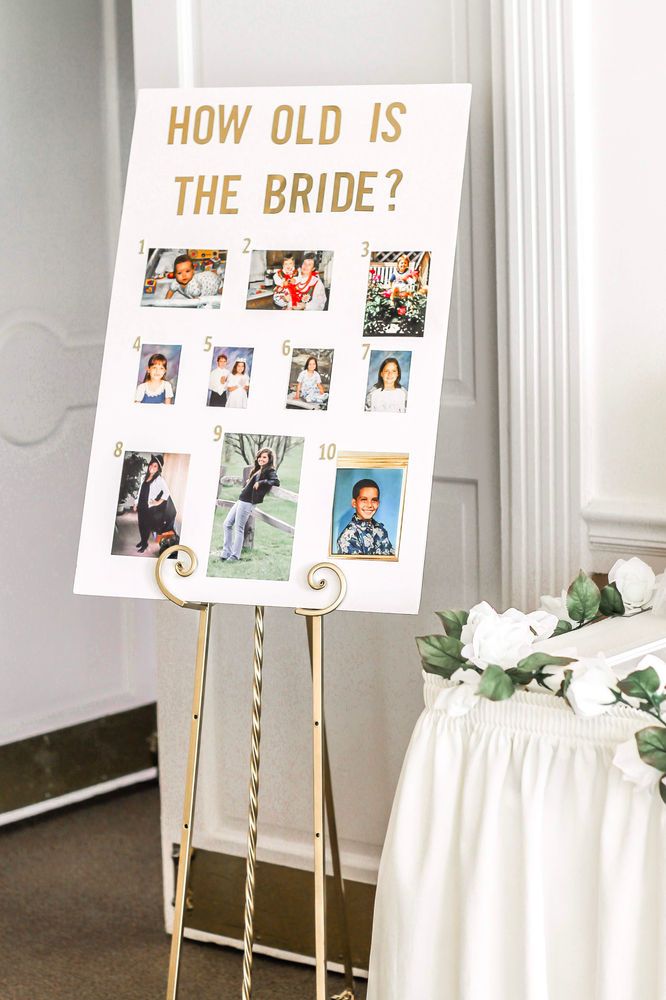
[{"xmin": 330, "ymin": 453, "xmax": 409, "ymax": 560}]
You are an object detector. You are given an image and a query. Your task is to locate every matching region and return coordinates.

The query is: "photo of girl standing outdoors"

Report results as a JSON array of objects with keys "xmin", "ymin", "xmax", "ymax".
[
  {"xmin": 134, "ymin": 345, "xmax": 181, "ymax": 404},
  {"xmin": 208, "ymin": 433, "xmax": 304, "ymax": 580},
  {"xmin": 221, "ymin": 448, "xmax": 279, "ymax": 562}
]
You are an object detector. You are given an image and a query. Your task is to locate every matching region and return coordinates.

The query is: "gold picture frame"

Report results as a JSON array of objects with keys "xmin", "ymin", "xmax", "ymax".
[{"xmin": 329, "ymin": 451, "xmax": 409, "ymax": 561}]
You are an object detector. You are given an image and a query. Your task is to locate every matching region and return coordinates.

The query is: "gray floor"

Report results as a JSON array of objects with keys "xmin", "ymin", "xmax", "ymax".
[{"xmin": 0, "ymin": 784, "xmax": 367, "ymax": 999}]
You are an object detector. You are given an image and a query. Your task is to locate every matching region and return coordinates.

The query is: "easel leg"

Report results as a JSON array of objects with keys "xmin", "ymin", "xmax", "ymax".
[
  {"xmin": 166, "ymin": 603, "xmax": 212, "ymax": 1000},
  {"xmin": 306, "ymin": 623, "xmax": 355, "ymax": 998},
  {"xmin": 309, "ymin": 614, "xmax": 328, "ymax": 1000},
  {"xmin": 241, "ymin": 606, "xmax": 265, "ymax": 1000}
]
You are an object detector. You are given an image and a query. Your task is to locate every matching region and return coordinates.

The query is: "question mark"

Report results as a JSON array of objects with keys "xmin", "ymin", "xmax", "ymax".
[{"xmin": 386, "ymin": 169, "xmax": 403, "ymax": 212}]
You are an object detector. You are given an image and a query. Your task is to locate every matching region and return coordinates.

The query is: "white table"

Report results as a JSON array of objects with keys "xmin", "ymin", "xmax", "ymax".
[{"xmin": 368, "ymin": 672, "xmax": 666, "ymax": 999}]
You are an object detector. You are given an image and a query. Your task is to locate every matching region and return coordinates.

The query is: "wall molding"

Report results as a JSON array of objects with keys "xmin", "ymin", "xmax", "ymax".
[
  {"xmin": 492, "ymin": 0, "xmax": 581, "ymax": 609},
  {"xmin": 0, "ymin": 703, "xmax": 157, "ymax": 822},
  {"xmin": 171, "ymin": 847, "xmax": 374, "ymax": 974},
  {"xmin": 583, "ymin": 499, "xmax": 666, "ymax": 555}
]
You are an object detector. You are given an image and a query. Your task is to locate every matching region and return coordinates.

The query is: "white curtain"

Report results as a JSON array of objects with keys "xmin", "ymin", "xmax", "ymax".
[{"xmin": 368, "ymin": 673, "xmax": 666, "ymax": 1000}]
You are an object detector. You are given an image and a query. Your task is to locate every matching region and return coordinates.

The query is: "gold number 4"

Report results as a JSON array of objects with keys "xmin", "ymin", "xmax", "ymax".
[{"xmin": 133, "ymin": 337, "xmax": 141, "ymax": 351}]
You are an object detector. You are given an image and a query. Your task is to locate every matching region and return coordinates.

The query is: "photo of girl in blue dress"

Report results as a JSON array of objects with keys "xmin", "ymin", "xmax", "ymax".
[{"xmin": 134, "ymin": 345, "xmax": 181, "ymax": 405}]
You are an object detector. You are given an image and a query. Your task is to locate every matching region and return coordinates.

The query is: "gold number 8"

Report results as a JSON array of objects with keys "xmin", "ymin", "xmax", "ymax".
[{"xmin": 114, "ymin": 441, "xmax": 123, "ymax": 457}]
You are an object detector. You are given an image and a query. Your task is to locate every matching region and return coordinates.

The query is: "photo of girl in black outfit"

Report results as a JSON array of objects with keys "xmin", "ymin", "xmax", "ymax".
[
  {"xmin": 221, "ymin": 448, "xmax": 280, "ymax": 561},
  {"xmin": 135, "ymin": 455, "xmax": 178, "ymax": 552},
  {"xmin": 112, "ymin": 451, "xmax": 190, "ymax": 558}
]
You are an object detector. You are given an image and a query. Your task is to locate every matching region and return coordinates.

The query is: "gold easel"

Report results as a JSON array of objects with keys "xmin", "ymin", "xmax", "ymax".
[{"xmin": 155, "ymin": 547, "xmax": 356, "ymax": 1000}]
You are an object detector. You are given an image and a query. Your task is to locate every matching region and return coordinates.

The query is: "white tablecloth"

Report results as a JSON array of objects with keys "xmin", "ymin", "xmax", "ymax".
[{"xmin": 368, "ymin": 673, "xmax": 666, "ymax": 1000}]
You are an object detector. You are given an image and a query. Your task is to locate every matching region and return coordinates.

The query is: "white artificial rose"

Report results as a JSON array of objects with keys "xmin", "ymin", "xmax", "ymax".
[
  {"xmin": 540, "ymin": 589, "xmax": 575, "ymax": 626},
  {"xmin": 433, "ymin": 668, "xmax": 481, "ymax": 717},
  {"xmin": 608, "ymin": 557, "xmax": 656, "ymax": 611},
  {"xmin": 613, "ymin": 736, "xmax": 663, "ymax": 790},
  {"xmin": 566, "ymin": 656, "xmax": 618, "ymax": 717},
  {"xmin": 524, "ymin": 608, "xmax": 559, "ymax": 640},
  {"xmin": 461, "ymin": 613, "xmax": 534, "ymax": 671},
  {"xmin": 460, "ymin": 601, "xmax": 497, "ymax": 645},
  {"xmin": 650, "ymin": 574, "xmax": 666, "ymax": 616}
]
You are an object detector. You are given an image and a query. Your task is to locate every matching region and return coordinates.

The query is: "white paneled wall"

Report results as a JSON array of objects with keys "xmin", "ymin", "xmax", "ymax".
[
  {"xmin": 576, "ymin": 1, "xmax": 666, "ymax": 568},
  {"xmin": 0, "ymin": 1, "xmax": 157, "ymax": 814}
]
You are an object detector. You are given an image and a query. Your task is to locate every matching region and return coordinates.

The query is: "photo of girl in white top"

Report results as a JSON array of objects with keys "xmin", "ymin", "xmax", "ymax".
[
  {"xmin": 365, "ymin": 354, "xmax": 410, "ymax": 413},
  {"xmin": 226, "ymin": 359, "xmax": 251, "ymax": 409}
]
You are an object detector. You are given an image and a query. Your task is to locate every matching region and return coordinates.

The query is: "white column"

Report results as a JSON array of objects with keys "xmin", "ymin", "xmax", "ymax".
[{"xmin": 491, "ymin": 0, "xmax": 582, "ymax": 610}]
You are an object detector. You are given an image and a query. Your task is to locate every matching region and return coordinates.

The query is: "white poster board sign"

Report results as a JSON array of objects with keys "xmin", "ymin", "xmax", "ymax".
[{"xmin": 74, "ymin": 84, "xmax": 470, "ymax": 614}]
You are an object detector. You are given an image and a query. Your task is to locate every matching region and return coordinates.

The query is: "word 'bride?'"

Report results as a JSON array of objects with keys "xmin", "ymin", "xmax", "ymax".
[{"xmin": 272, "ymin": 252, "xmax": 326, "ymax": 310}]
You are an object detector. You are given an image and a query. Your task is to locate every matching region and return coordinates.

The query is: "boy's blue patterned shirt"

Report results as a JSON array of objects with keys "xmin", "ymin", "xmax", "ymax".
[{"xmin": 336, "ymin": 514, "xmax": 395, "ymax": 556}]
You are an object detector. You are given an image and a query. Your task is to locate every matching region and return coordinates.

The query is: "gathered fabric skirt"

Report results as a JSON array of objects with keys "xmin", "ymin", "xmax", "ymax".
[{"xmin": 367, "ymin": 673, "xmax": 666, "ymax": 1000}]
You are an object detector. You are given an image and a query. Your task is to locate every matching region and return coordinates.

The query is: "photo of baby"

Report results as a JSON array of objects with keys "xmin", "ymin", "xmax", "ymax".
[
  {"xmin": 330, "ymin": 453, "xmax": 408, "ymax": 560},
  {"xmin": 112, "ymin": 451, "xmax": 190, "ymax": 558},
  {"xmin": 134, "ymin": 345, "xmax": 181, "ymax": 405},
  {"xmin": 286, "ymin": 347, "xmax": 334, "ymax": 411},
  {"xmin": 207, "ymin": 347, "xmax": 254, "ymax": 408},
  {"xmin": 365, "ymin": 351, "xmax": 411, "ymax": 413},
  {"xmin": 141, "ymin": 248, "xmax": 226, "ymax": 308},
  {"xmin": 246, "ymin": 250, "xmax": 333, "ymax": 311},
  {"xmin": 207, "ymin": 433, "xmax": 304, "ymax": 581},
  {"xmin": 363, "ymin": 251, "xmax": 430, "ymax": 337}
]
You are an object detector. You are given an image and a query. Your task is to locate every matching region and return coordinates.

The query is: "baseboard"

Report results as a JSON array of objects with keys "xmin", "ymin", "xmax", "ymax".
[
  {"xmin": 179, "ymin": 846, "xmax": 376, "ymax": 971},
  {"xmin": 0, "ymin": 703, "xmax": 157, "ymax": 818}
]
